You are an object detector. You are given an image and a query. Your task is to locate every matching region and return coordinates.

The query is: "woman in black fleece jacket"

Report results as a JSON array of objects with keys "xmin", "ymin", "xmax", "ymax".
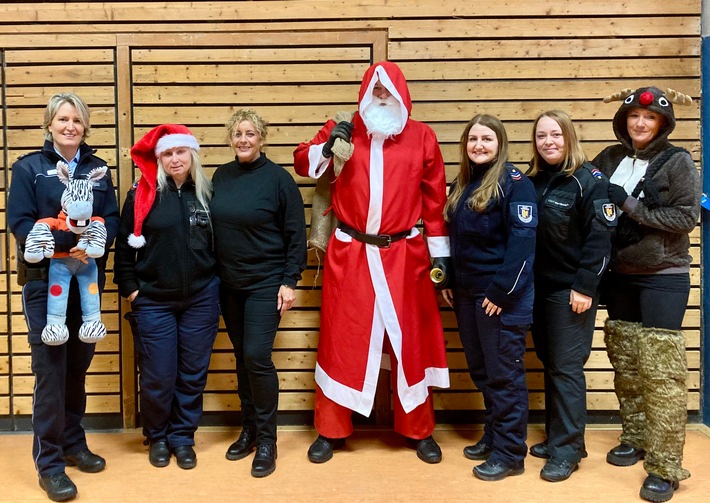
[
  {"xmin": 211, "ymin": 109, "xmax": 307, "ymax": 479},
  {"xmin": 526, "ymin": 110, "xmax": 616, "ymax": 483},
  {"xmin": 114, "ymin": 125, "xmax": 219, "ymax": 471}
]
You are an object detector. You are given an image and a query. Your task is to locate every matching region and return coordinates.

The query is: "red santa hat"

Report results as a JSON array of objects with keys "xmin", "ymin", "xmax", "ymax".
[{"xmin": 128, "ymin": 124, "xmax": 200, "ymax": 248}]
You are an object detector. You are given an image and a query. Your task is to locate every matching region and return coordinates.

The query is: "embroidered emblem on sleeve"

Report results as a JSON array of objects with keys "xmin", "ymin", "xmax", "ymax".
[
  {"xmin": 510, "ymin": 170, "xmax": 522, "ymax": 181},
  {"xmin": 602, "ymin": 203, "xmax": 617, "ymax": 221},
  {"xmin": 591, "ymin": 168, "xmax": 604, "ymax": 180},
  {"xmin": 517, "ymin": 204, "xmax": 533, "ymax": 223}
]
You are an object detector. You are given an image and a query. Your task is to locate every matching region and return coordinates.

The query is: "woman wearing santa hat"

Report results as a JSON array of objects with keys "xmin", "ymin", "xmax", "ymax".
[
  {"xmin": 114, "ymin": 124, "xmax": 220, "ymax": 470},
  {"xmin": 211, "ymin": 109, "xmax": 307, "ymax": 478}
]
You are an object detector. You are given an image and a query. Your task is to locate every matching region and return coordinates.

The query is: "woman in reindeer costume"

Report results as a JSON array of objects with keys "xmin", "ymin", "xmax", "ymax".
[
  {"xmin": 7, "ymin": 92, "xmax": 119, "ymax": 502},
  {"xmin": 593, "ymin": 86, "xmax": 699, "ymax": 503}
]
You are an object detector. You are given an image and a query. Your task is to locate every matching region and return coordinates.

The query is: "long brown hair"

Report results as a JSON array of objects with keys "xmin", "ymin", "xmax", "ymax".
[
  {"xmin": 527, "ymin": 110, "xmax": 586, "ymax": 177},
  {"xmin": 444, "ymin": 114, "xmax": 509, "ymax": 220}
]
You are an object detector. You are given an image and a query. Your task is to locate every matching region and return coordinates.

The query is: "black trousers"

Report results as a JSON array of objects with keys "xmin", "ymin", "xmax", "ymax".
[
  {"xmin": 220, "ymin": 285, "xmax": 281, "ymax": 445},
  {"xmin": 603, "ymin": 271, "xmax": 690, "ymax": 330},
  {"xmin": 531, "ymin": 287, "xmax": 596, "ymax": 463},
  {"xmin": 23, "ymin": 278, "xmax": 96, "ymax": 477}
]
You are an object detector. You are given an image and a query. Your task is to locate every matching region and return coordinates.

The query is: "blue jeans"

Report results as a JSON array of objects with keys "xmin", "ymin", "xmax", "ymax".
[
  {"xmin": 46, "ymin": 257, "xmax": 101, "ymax": 325},
  {"xmin": 126, "ymin": 277, "xmax": 220, "ymax": 447},
  {"xmin": 454, "ymin": 286, "xmax": 532, "ymax": 468}
]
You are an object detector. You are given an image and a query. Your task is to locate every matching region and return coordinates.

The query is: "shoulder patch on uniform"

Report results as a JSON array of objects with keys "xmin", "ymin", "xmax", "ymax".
[
  {"xmin": 602, "ymin": 202, "xmax": 617, "ymax": 222},
  {"xmin": 516, "ymin": 204, "xmax": 533, "ymax": 223},
  {"xmin": 17, "ymin": 151, "xmax": 42, "ymax": 160},
  {"xmin": 510, "ymin": 169, "xmax": 522, "ymax": 181},
  {"xmin": 591, "ymin": 168, "xmax": 604, "ymax": 180}
]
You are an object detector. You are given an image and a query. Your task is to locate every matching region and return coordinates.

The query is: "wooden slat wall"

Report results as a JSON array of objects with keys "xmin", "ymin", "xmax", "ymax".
[{"xmin": 0, "ymin": 1, "xmax": 702, "ymax": 429}]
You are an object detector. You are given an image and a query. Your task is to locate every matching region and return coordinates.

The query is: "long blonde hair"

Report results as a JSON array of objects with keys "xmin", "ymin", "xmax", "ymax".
[
  {"xmin": 527, "ymin": 110, "xmax": 586, "ymax": 177},
  {"xmin": 444, "ymin": 114, "xmax": 509, "ymax": 220},
  {"xmin": 157, "ymin": 149, "xmax": 213, "ymax": 211}
]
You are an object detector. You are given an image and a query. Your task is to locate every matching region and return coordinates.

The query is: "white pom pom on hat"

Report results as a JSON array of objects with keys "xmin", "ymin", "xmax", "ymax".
[{"xmin": 128, "ymin": 124, "xmax": 200, "ymax": 248}]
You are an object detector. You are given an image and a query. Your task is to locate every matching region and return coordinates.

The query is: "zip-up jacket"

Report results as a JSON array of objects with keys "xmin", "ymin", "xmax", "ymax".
[
  {"xmin": 114, "ymin": 178, "xmax": 216, "ymax": 301},
  {"xmin": 448, "ymin": 162, "xmax": 537, "ymax": 309},
  {"xmin": 8, "ymin": 140, "xmax": 119, "ymax": 272},
  {"xmin": 531, "ymin": 161, "xmax": 616, "ymax": 296}
]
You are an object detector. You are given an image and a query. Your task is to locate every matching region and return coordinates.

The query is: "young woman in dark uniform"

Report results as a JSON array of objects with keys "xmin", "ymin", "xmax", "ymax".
[{"xmin": 442, "ymin": 114, "xmax": 537, "ymax": 482}]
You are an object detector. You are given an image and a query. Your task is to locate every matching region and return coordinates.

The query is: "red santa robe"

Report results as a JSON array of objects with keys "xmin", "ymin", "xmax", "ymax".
[{"xmin": 293, "ymin": 62, "xmax": 450, "ymax": 417}]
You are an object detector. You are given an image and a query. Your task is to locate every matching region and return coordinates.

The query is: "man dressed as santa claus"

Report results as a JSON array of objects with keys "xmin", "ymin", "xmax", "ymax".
[{"xmin": 293, "ymin": 61, "xmax": 451, "ymax": 464}]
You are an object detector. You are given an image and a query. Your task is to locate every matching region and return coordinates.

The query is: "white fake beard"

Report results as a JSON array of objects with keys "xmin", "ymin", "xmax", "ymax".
[{"xmin": 362, "ymin": 96, "xmax": 403, "ymax": 140}]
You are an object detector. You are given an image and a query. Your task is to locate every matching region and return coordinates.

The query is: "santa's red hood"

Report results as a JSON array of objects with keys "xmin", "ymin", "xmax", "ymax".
[{"xmin": 358, "ymin": 61, "xmax": 411, "ymax": 134}]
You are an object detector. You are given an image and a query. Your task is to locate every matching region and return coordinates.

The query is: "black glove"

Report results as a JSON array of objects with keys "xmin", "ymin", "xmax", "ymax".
[
  {"xmin": 322, "ymin": 121, "xmax": 354, "ymax": 158},
  {"xmin": 608, "ymin": 184, "xmax": 629, "ymax": 207},
  {"xmin": 642, "ymin": 178, "xmax": 663, "ymax": 209},
  {"xmin": 430, "ymin": 257, "xmax": 452, "ymax": 291}
]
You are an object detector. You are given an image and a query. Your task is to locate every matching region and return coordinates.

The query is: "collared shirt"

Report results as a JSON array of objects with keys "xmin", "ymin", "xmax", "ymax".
[{"xmin": 53, "ymin": 146, "xmax": 80, "ymax": 176}]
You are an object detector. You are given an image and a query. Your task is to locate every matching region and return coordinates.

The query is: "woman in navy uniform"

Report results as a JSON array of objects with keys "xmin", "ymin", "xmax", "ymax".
[
  {"xmin": 526, "ymin": 110, "xmax": 616, "ymax": 482},
  {"xmin": 442, "ymin": 114, "xmax": 537, "ymax": 481},
  {"xmin": 8, "ymin": 92, "xmax": 119, "ymax": 502}
]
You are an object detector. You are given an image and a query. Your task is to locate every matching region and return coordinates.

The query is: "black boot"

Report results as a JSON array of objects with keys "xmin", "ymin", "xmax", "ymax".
[
  {"xmin": 251, "ymin": 444, "xmax": 277, "ymax": 478},
  {"xmin": 173, "ymin": 445, "xmax": 197, "ymax": 470},
  {"xmin": 307, "ymin": 435, "xmax": 344, "ymax": 463},
  {"xmin": 640, "ymin": 475, "xmax": 679, "ymax": 502},
  {"xmin": 226, "ymin": 428, "xmax": 257, "ymax": 461},
  {"xmin": 607, "ymin": 443, "xmax": 645, "ymax": 466}
]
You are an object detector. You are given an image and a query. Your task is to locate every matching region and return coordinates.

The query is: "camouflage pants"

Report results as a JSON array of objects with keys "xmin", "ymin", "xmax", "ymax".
[{"xmin": 604, "ymin": 319, "xmax": 691, "ymax": 482}]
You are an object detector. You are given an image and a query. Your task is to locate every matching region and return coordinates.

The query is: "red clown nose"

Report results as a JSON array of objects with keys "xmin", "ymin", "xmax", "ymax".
[{"xmin": 639, "ymin": 91, "xmax": 654, "ymax": 106}]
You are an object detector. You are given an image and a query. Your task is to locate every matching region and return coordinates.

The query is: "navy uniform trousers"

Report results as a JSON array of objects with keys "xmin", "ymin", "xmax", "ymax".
[
  {"xmin": 23, "ymin": 277, "xmax": 96, "ymax": 478},
  {"xmin": 126, "ymin": 277, "xmax": 220, "ymax": 448},
  {"xmin": 454, "ymin": 286, "xmax": 531, "ymax": 469}
]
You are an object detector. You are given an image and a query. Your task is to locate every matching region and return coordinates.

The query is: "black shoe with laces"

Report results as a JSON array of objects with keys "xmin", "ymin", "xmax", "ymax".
[
  {"xmin": 251, "ymin": 444, "xmax": 277, "ymax": 478},
  {"xmin": 473, "ymin": 460, "xmax": 524, "ymax": 481},
  {"xmin": 463, "ymin": 441, "xmax": 493, "ymax": 460},
  {"xmin": 226, "ymin": 428, "xmax": 257, "ymax": 461},
  {"xmin": 38, "ymin": 473, "xmax": 78, "ymax": 502},
  {"xmin": 540, "ymin": 457, "xmax": 579, "ymax": 482},
  {"xmin": 64, "ymin": 449, "xmax": 106, "ymax": 473}
]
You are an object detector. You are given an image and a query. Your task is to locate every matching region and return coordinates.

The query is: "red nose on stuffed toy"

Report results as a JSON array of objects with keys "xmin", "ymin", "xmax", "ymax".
[{"xmin": 639, "ymin": 92, "xmax": 654, "ymax": 106}]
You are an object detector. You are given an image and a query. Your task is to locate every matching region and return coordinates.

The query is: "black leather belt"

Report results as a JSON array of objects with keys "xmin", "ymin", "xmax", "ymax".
[{"xmin": 337, "ymin": 222, "xmax": 410, "ymax": 248}]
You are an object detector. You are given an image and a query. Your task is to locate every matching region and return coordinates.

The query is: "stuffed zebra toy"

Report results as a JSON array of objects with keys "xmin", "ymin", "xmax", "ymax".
[{"xmin": 24, "ymin": 161, "xmax": 109, "ymax": 345}]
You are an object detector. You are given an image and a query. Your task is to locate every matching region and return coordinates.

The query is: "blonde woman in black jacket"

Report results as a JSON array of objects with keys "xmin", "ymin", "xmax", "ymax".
[{"xmin": 526, "ymin": 110, "xmax": 616, "ymax": 483}]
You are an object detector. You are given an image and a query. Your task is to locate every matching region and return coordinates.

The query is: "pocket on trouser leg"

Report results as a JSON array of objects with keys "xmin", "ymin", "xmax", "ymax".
[
  {"xmin": 638, "ymin": 328, "xmax": 691, "ymax": 482},
  {"xmin": 125, "ymin": 310, "xmax": 150, "ymax": 360}
]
